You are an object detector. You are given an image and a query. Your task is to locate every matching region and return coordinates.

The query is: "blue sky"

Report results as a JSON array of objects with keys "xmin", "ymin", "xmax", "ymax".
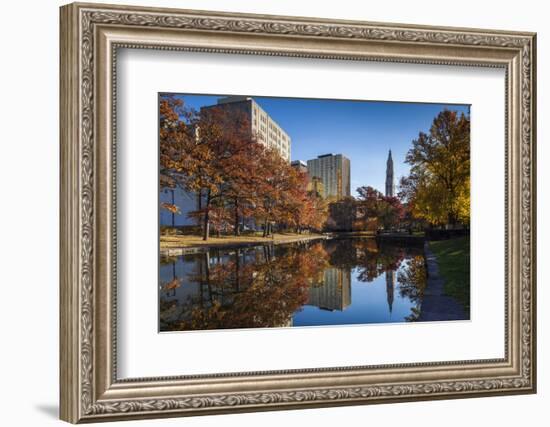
[{"xmin": 171, "ymin": 94, "xmax": 470, "ymax": 196}]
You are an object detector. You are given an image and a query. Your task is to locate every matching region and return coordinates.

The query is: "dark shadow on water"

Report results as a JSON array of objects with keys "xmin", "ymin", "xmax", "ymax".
[{"xmin": 35, "ymin": 404, "xmax": 58, "ymax": 419}]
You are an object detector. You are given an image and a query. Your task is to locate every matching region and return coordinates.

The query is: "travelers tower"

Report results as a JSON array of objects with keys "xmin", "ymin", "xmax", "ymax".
[
  {"xmin": 385, "ymin": 149, "xmax": 395, "ymax": 197},
  {"xmin": 306, "ymin": 154, "xmax": 351, "ymax": 200}
]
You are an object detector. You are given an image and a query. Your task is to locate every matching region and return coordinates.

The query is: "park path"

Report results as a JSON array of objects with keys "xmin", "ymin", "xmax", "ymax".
[
  {"xmin": 161, "ymin": 233, "xmax": 328, "ymax": 255},
  {"xmin": 418, "ymin": 242, "xmax": 468, "ymax": 322}
]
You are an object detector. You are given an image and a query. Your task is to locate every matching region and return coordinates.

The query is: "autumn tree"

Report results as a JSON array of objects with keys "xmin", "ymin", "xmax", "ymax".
[
  {"xmin": 192, "ymin": 106, "xmax": 257, "ymax": 240},
  {"xmin": 208, "ymin": 109, "xmax": 265, "ymax": 237},
  {"xmin": 253, "ymin": 149, "xmax": 293, "ymax": 236},
  {"xmin": 273, "ymin": 168, "xmax": 328, "ymax": 233},
  {"xmin": 159, "ymin": 95, "xmax": 196, "ymax": 213},
  {"xmin": 356, "ymin": 186, "xmax": 404, "ymax": 231},
  {"xmin": 304, "ymin": 191, "xmax": 329, "ymax": 232},
  {"xmin": 159, "ymin": 94, "xmax": 329, "ymax": 240},
  {"xmin": 401, "ymin": 109, "xmax": 470, "ymax": 226}
]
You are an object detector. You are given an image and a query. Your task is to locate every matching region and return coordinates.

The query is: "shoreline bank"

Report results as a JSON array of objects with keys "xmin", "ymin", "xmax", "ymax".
[
  {"xmin": 418, "ymin": 242, "xmax": 468, "ymax": 322},
  {"xmin": 161, "ymin": 233, "xmax": 329, "ymax": 255}
]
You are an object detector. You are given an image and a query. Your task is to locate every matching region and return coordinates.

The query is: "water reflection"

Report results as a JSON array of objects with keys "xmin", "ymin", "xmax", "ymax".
[
  {"xmin": 159, "ymin": 238, "xmax": 426, "ymax": 331},
  {"xmin": 307, "ymin": 268, "xmax": 351, "ymax": 312}
]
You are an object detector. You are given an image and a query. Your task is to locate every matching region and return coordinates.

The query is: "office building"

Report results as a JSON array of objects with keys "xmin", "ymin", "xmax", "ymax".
[
  {"xmin": 203, "ymin": 96, "xmax": 291, "ymax": 161},
  {"xmin": 161, "ymin": 96, "xmax": 292, "ymax": 227},
  {"xmin": 290, "ymin": 160, "xmax": 308, "ymax": 174},
  {"xmin": 306, "ymin": 153, "xmax": 350, "ymax": 200}
]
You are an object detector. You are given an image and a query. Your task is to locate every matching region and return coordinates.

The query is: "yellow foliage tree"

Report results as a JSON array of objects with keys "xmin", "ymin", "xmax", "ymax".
[{"xmin": 401, "ymin": 109, "xmax": 470, "ymax": 227}]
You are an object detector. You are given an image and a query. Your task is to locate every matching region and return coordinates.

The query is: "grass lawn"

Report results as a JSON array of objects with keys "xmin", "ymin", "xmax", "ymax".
[
  {"xmin": 429, "ymin": 236, "xmax": 470, "ymax": 312},
  {"xmin": 160, "ymin": 231, "xmax": 325, "ymax": 249}
]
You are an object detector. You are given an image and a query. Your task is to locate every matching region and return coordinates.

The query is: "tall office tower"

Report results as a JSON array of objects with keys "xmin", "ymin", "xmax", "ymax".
[
  {"xmin": 306, "ymin": 154, "xmax": 351, "ymax": 200},
  {"xmin": 385, "ymin": 149, "xmax": 395, "ymax": 197},
  {"xmin": 202, "ymin": 95, "xmax": 291, "ymax": 161}
]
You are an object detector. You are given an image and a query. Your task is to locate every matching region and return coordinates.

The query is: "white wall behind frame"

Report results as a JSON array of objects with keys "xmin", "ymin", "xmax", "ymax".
[{"xmin": 0, "ymin": 1, "xmax": 546, "ymax": 427}]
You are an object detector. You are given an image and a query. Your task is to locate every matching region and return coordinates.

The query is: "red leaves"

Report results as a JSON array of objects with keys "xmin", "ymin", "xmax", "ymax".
[
  {"xmin": 161, "ymin": 277, "xmax": 182, "ymax": 292},
  {"xmin": 161, "ymin": 203, "xmax": 181, "ymax": 214},
  {"xmin": 160, "ymin": 94, "xmax": 330, "ymax": 238},
  {"xmin": 356, "ymin": 186, "xmax": 404, "ymax": 230}
]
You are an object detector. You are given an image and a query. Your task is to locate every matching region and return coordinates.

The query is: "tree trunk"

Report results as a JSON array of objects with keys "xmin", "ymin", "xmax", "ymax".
[
  {"xmin": 234, "ymin": 199, "xmax": 240, "ymax": 236},
  {"xmin": 171, "ymin": 189, "xmax": 175, "ymax": 227},
  {"xmin": 202, "ymin": 190, "xmax": 211, "ymax": 241},
  {"xmin": 263, "ymin": 219, "xmax": 268, "ymax": 237},
  {"xmin": 447, "ymin": 209, "xmax": 457, "ymax": 228},
  {"xmin": 198, "ymin": 253, "xmax": 204, "ymax": 307},
  {"xmin": 204, "ymin": 252, "xmax": 212, "ymax": 303},
  {"xmin": 196, "ymin": 189, "xmax": 202, "ymax": 229},
  {"xmin": 235, "ymin": 249, "xmax": 240, "ymax": 292}
]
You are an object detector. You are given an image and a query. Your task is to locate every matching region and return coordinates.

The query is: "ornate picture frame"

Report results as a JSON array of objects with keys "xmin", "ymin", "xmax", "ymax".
[{"xmin": 60, "ymin": 2, "xmax": 536, "ymax": 423}]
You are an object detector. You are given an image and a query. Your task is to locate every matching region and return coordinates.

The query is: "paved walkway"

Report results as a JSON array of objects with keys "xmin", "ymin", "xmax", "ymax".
[
  {"xmin": 418, "ymin": 242, "xmax": 468, "ymax": 322},
  {"xmin": 161, "ymin": 234, "xmax": 328, "ymax": 255}
]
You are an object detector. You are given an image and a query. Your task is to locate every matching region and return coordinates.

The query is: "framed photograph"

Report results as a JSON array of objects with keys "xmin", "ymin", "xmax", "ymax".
[{"xmin": 60, "ymin": 2, "xmax": 537, "ymax": 423}]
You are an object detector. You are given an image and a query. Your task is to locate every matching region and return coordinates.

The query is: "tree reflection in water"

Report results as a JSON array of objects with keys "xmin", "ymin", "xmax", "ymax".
[
  {"xmin": 397, "ymin": 255, "xmax": 427, "ymax": 321},
  {"xmin": 161, "ymin": 243, "xmax": 329, "ymax": 331},
  {"xmin": 159, "ymin": 238, "xmax": 426, "ymax": 331}
]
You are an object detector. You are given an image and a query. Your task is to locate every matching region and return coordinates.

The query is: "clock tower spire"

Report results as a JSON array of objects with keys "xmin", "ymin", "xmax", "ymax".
[{"xmin": 385, "ymin": 149, "xmax": 395, "ymax": 197}]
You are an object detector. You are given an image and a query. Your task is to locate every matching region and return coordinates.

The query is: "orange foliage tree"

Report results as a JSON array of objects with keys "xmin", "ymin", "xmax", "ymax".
[
  {"xmin": 356, "ymin": 185, "xmax": 404, "ymax": 231},
  {"xmin": 159, "ymin": 94, "xmax": 329, "ymax": 240}
]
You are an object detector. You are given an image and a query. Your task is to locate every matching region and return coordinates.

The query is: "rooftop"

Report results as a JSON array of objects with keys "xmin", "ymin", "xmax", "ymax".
[{"xmin": 217, "ymin": 96, "xmax": 253, "ymax": 105}]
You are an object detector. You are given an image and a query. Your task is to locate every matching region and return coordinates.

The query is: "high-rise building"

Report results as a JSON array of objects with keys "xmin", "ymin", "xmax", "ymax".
[
  {"xmin": 306, "ymin": 154, "xmax": 350, "ymax": 200},
  {"xmin": 202, "ymin": 96, "xmax": 291, "ymax": 161},
  {"xmin": 290, "ymin": 160, "xmax": 308, "ymax": 174},
  {"xmin": 161, "ymin": 96, "xmax": 292, "ymax": 227},
  {"xmin": 385, "ymin": 149, "xmax": 395, "ymax": 197}
]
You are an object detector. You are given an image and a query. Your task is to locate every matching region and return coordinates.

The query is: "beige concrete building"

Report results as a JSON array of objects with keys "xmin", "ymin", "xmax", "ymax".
[
  {"xmin": 207, "ymin": 96, "xmax": 291, "ymax": 161},
  {"xmin": 307, "ymin": 154, "xmax": 351, "ymax": 200},
  {"xmin": 290, "ymin": 160, "xmax": 308, "ymax": 174}
]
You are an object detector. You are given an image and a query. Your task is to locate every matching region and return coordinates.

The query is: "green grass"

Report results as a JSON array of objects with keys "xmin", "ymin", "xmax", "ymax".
[{"xmin": 429, "ymin": 236, "xmax": 470, "ymax": 312}]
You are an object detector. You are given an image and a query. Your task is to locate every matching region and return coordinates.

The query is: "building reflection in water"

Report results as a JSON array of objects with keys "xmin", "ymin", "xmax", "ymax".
[
  {"xmin": 307, "ymin": 268, "xmax": 351, "ymax": 311},
  {"xmin": 386, "ymin": 270, "xmax": 395, "ymax": 314},
  {"xmin": 159, "ymin": 238, "xmax": 426, "ymax": 331}
]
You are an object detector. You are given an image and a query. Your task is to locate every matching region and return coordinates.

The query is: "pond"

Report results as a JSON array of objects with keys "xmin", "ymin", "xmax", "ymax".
[{"xmin": 159, "ymin": 238, "xmax": 427, "ymax": 332}]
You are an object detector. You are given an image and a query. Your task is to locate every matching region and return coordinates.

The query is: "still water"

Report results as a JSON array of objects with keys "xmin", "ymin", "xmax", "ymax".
[{"xmin": 159, "ymin": 238, "xmax": 426, "ymax": 332}]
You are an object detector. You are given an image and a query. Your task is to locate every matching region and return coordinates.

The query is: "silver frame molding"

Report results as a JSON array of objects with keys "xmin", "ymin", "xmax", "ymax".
[{"xmin": 60, "ymin": 2, "xmax": 537, "ymax": 423}]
